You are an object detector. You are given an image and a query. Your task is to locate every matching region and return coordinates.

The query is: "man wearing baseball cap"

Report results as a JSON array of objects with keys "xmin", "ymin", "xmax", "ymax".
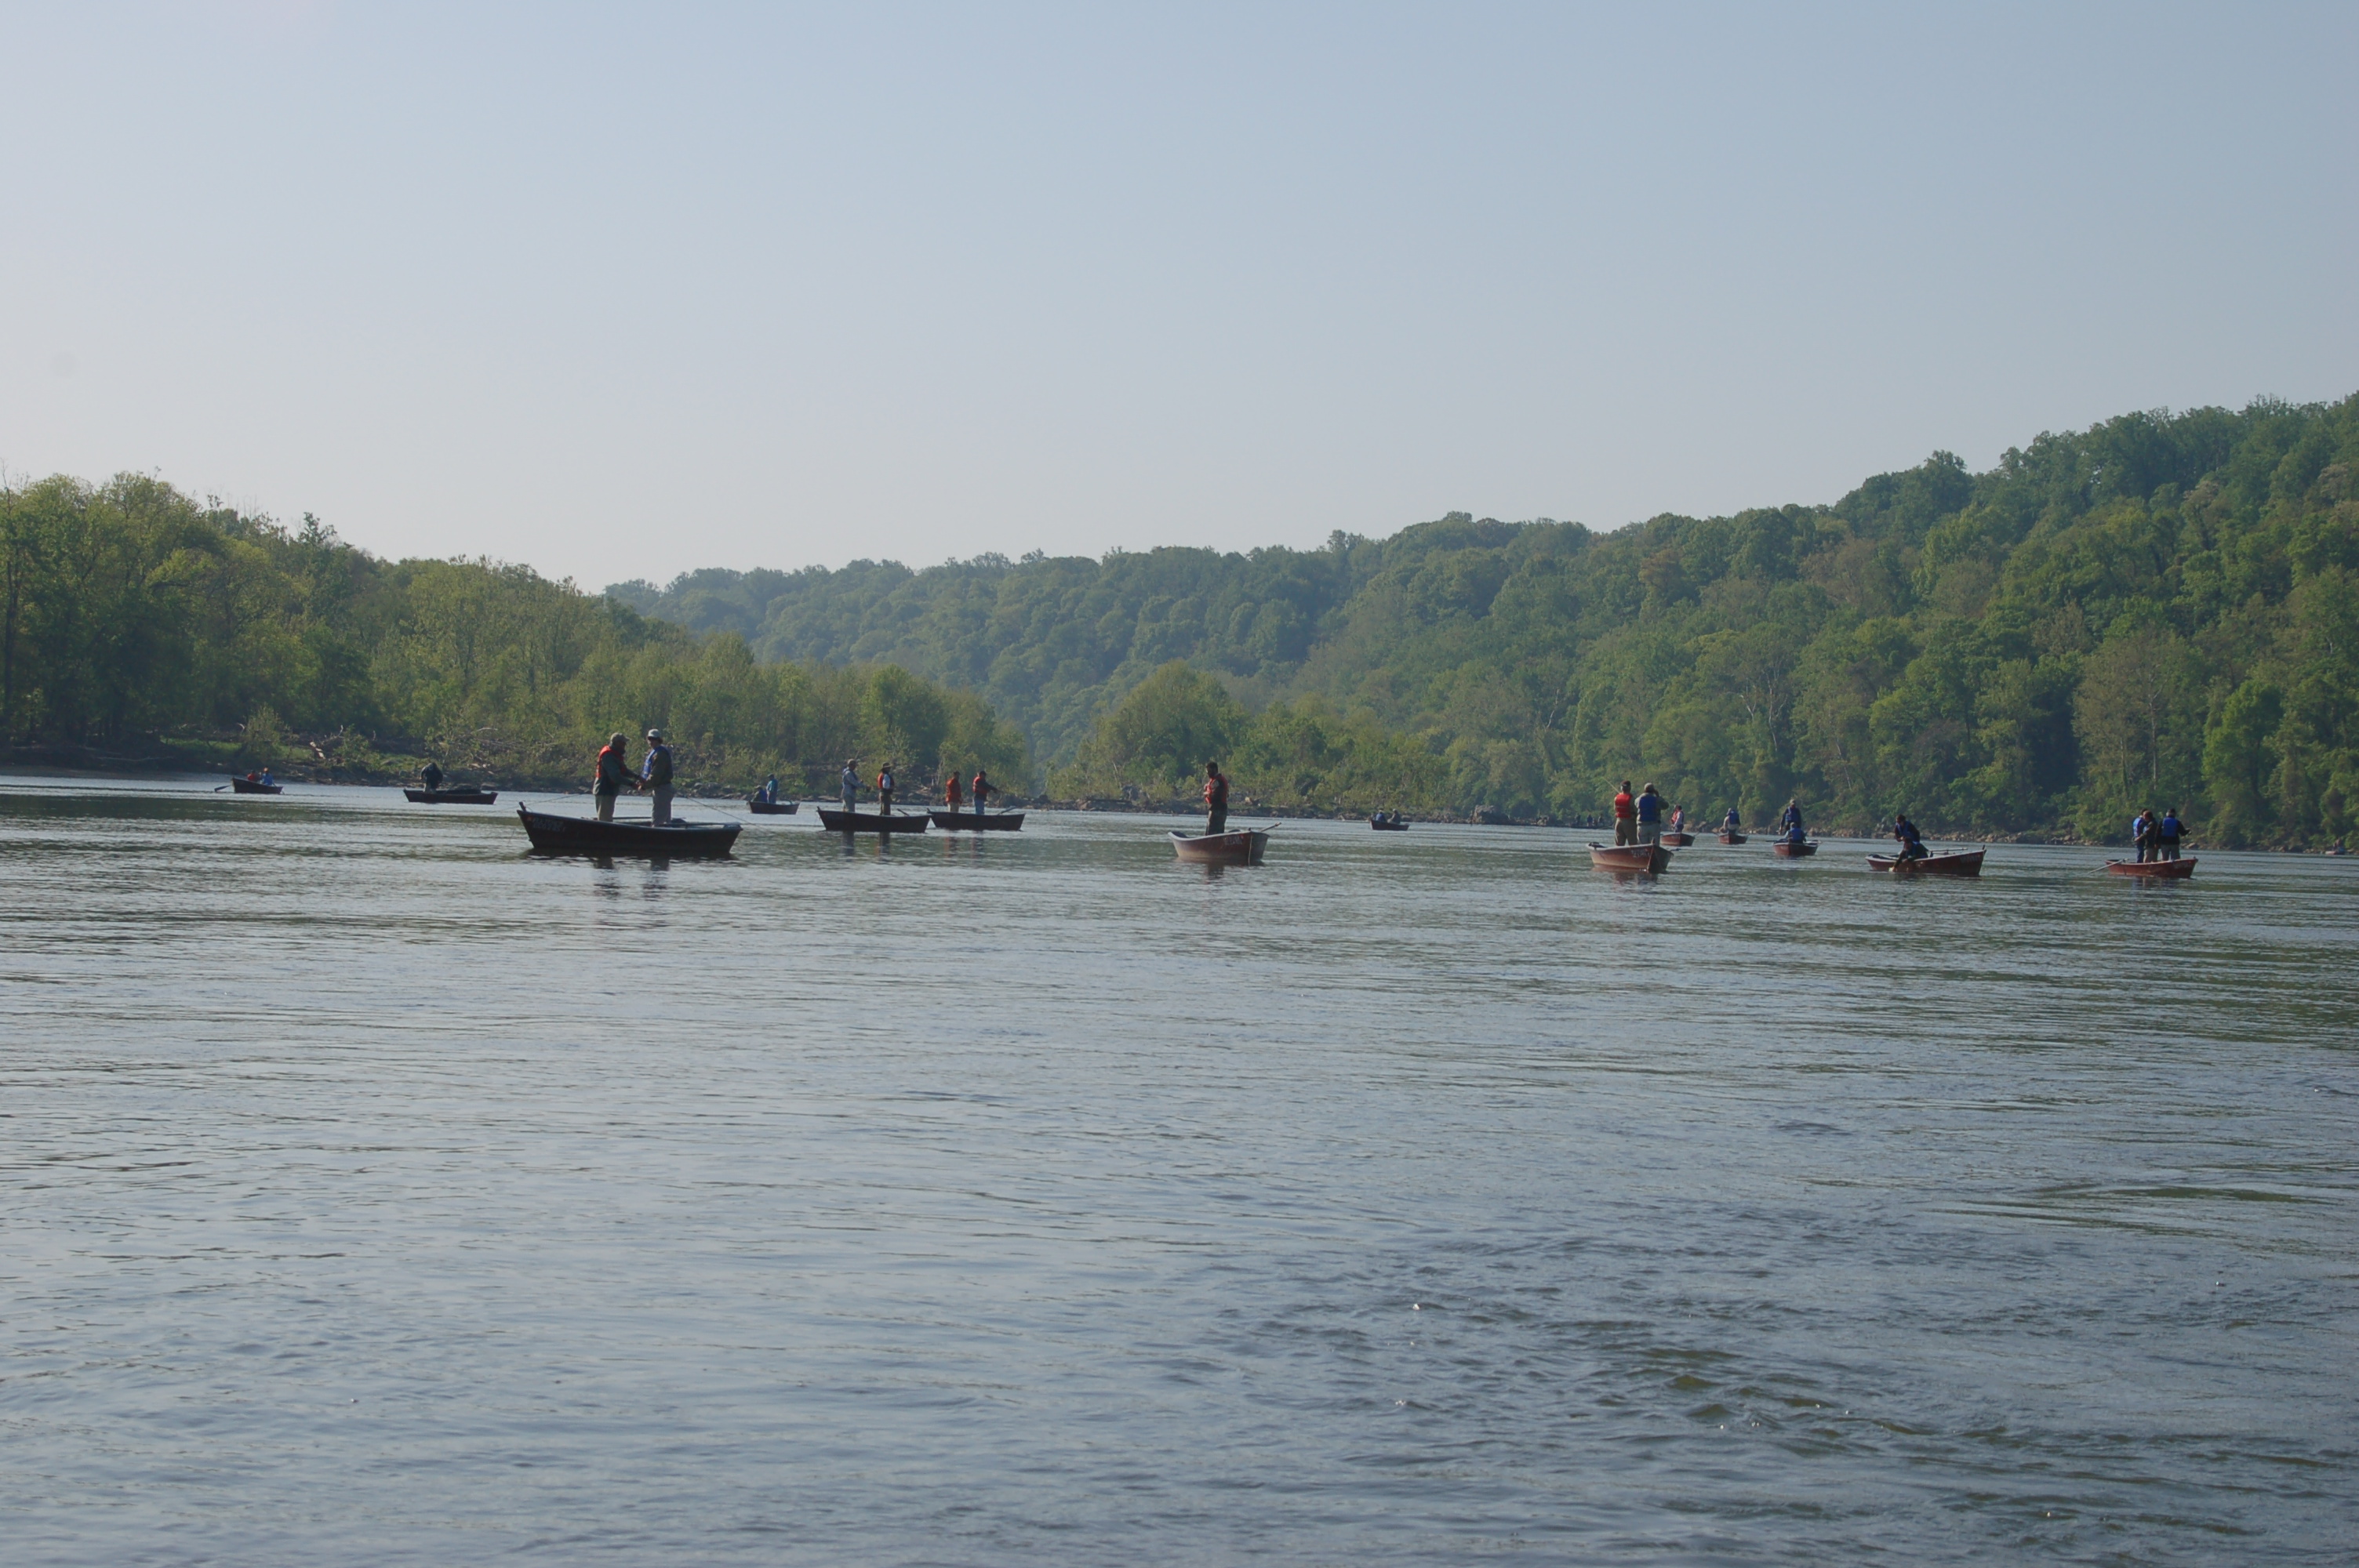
[{"xmin": 640, "ymin": 728, "xmax": 675, "ymax": 826}]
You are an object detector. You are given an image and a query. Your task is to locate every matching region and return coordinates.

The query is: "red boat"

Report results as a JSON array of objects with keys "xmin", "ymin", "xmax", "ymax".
[
  {"xmin": 2107, "ymin": 857, "xmax": 2195, "ymax": 878},
  {"xmin": 1866, "ymin": 848, "xmax": 1986, "ymax": 876},
  {"xmin": 1659, "ymin": 830, "xmax": 1695, "ymax": 847},
  {"xmin": 1771, "ymin": 839, "xmax": 1818, "ymax": 857},
  {"xmin": 1588, "ymin": 841, "xmax": 1670, "ymax": 874},
  {"xmin": 1171, "ymin": 828, "xmax": 1268, "ymax": 864},
  {"xmin": 1717, "ymin": 831, "xmax": 1747, "ymax": 844}
]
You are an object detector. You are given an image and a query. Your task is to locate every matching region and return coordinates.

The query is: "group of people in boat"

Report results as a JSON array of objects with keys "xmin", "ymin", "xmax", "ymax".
[
  {"xmin": 593, "ymin": 729, "xmax": 676, "ymax": 822},
  {"xmin": 833, "ymin": 759, "xmax": 998, "ymax": 818},
  {"xmin": 2130, "ymin": 806, "xmax": 2187, "ymax": 862}
]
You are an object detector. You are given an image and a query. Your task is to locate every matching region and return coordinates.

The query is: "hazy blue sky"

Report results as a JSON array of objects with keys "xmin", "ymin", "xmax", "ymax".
[{"xmin": 4, "ymin": 2, "xmax": 2354, "ymax": 589}]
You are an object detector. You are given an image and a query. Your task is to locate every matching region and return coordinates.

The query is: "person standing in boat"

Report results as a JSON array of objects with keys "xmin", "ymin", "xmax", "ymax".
[
  {"xmin": 1612, "ymin": 781, "xmax": 1637, "ymax": 845},
  {"xmin": 1892, "ymin": 811, "xmax": 1929, "ymax": 862},
  {"xmin": 943, "ymin": 768, "xmax": 964, "ymax": 816},
  {"xmin": 2130, "ymin": 807, "xmax": 2157, "ymax": 862},
  {"xmin": 1721, "ymin": 805, "xmax": 1742, "ymax": 835},
  {"xmin": 594, "ymin": 731, "xmax": 631, "ymax": 821},
  {"xmin": 1780, "ymin": 797, "xmax": 1805, "ymax": 844},
  {"xmin": 1204, "ymin": 760, "xmax": 1230, "ymax": 837},
  {"xmin": 972, "ymin": 768, "xmax": 993, "ymax": 817},
  {"xmin": 756, "ymin": 775, "xmax": 779, "ymax": 805},
  {"xmin": 876, "ymin": 760, "xmax": 897, "ymax": 817},
  {"xmin": 1668, "ymin": 804, "xmax": 1685, "ymax": 837},
  {"xmin": 420, "ymin": 759, "xmax": 444, "ymax": 792},
  {"xmin": 1635, "ymin": 782, "xmax": 1663, "ymax": 844},
  {"xmin": 2159, "ymin": 805, "xmax": 2186, "ymax": 861},
  {"xmin": 840, "ymin": 759, "xmax": 860, "ymax": 814},
  {"xmin": 639, "ymin": 728, "xmax": 675, "ymax": 826}
]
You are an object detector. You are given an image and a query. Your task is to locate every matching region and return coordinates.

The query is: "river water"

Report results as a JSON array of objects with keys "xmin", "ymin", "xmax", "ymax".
[{"xmin": 2, "ymin": 775, "xmax": 2352, "ymax": 1565}]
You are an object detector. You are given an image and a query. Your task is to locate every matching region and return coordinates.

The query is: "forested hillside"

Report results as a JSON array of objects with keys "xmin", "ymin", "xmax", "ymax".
[
  {"xmin": 0, "ymin": 477, "xmax": 1028, "ymax": 791},
  {"xmin": 616, "ymin": 394, "xmax": 2359, "ymax": 844}
]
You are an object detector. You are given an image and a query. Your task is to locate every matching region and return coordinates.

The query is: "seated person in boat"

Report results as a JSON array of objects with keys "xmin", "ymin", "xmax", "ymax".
[
  {"xmin": 1721, "ymin": 806, "xmax": 1742, "ymax": 834},
  {"xmin": 1892, "ymin": 811, "xmax": 1928, "ymax": 860},
  {"xmin": 943, "ymin": 768, "xmax": 963, "ymax": 815},
  {"xmin": 1779, "ymin": 798, "xmax": 1805, "ymax": 843},
  {"xmin": 420, "ymin": 760, "xmax": 444, "ymax": 791},
  {"xmin": 1635, "ymin": 782, "xmax": 1663, "ymax": 844},
  {"xmin": 1204, "ymin": 760, "xmax": 1230, "ymax": 835},
  {"xmin": 594, "ymin": 732, "xmax": 630, "ymax": 821}
]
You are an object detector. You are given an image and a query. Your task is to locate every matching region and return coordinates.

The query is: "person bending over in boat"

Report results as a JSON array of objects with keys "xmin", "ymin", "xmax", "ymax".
[
  {"xmin": 1780, "ymin": 798, "xmax": 1805, "ymax": 844},
  {"xmin": 420, "ymin": 759, "xmax": 444, "ymax": 792},
  {"xmin": 1892, "ymin": 811, "xmax": 1929, "ymax": 862},
  {"xmin": 639, "ymin": 728, "xmax": 675, "ymax": 826},
  {"xmin": 1635, "ymin": 782, "xmax": 1663, "ymax": 844},
  {"xmin": 876, "ymin": 761, "xmax": 897, "ymax": 817},
  {"xmin": 1204, "ymin": 760, "xmax": 1230, "ymax": 836},
  {"xmin": 1612, "ymin": 781, "xmax": 1637, "ymax": 845},
  {"xmin": 972, "ymin": 768, "xmax": 993, "ymax": 816},
  {"xmin": 594, "ymin": 732, "xmax": 631, "ymax": 821},
  {"xmin": 943, "ymin": 768, "xmax": 963, "ymax": 815}
]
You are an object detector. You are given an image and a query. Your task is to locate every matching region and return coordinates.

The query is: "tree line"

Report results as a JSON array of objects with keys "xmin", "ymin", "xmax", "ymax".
[
  {"xmin": 0, "ymin": 475, "xmax": 1029, "ymax": 793},
  {"xmin": 616, "ymin": 393, "xmax": 2359, "ymax": 844}
]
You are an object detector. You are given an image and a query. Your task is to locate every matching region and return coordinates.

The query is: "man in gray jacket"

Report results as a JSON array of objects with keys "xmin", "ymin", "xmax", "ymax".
[{"xmin": 640, "ymin": 728, "xmax": 675, "ymax": 826}]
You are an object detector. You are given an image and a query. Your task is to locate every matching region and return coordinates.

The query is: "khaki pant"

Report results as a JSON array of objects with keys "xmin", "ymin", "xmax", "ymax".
[
  {"xmin": 595, "ymin": 789, "xmax": 619, "ymax": 822},
  {"xmin": 1615, "ymin": 816, "xmax": 1636, "ymax": 845},
  {"xmin": 650, "ymin": 786, "xmax": 673, "ymax": 826},
  {"xmin": 1637, "ymin": 821, "xmax": 1660, "ymax": 844}
]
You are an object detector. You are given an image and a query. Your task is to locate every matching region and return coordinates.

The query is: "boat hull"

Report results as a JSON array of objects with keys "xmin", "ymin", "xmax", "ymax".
[
  {"xmin": 928, "ymin": 810, "xmax": 1025, "ymax": 831},
  {"xmin": 816, "ymin": 808, "xmax": 930, "ymax": 833},
  {"xmin": 1659, "ymin": 831, "xmax": 1695, "ymax": 846},
  {"xmin": 2107, "ymin": 857, "xmax": 2195, "ymax": 878},
  {"xmin": 1771, "ymin": 839, "xmax": 1817, "ymax": 857},
  {"xmin": 1369, "ymin": 817, "xmax": 1409, "ymax": 831},
  {"xmin": 1588, "ymin": 842, "xmax": 1670, "ymax": 874},
  {"xmin": 1171, "ymin": 829, "xmax": 1268, "ymax": 864},
  {"xmin": 747, "ymin": 799, "xmax": 799, "ymax": 815},
  {"xmin": 228, "ymin": 778, "xmax": 282, "ymax": 794},
  {"xmin": 405, "ymin": 788, "xmax": 498, "ymax": 804},
  {"xmin": 1866, "ymin": 848, "xmax": 1985, "ymax": 876},
  {"xmin": 516, "ymin": 805, "xmax": 740, "ymax": 857},
  {"xmin": 1717, "ymin": 832, "xmax": 1747, "ymax": 844}
]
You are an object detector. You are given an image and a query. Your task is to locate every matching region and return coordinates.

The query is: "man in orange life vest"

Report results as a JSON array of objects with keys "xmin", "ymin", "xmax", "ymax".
[
  {"xmin": 1204, "ymin": 760, "xmax": 1230, "ymax": 836},
  {"xmin": 1612, "ymin": 779, "xmax": 1637, "ymax": 845},
  {"xmin": 943, "ymin": 768, "xmax": 963, "ymax": 815}
]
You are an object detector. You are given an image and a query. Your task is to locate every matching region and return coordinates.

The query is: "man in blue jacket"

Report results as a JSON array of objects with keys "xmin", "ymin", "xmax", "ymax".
[{"xmin": 640, "ymin": 728, "xmax": 674, "ymax": 826}]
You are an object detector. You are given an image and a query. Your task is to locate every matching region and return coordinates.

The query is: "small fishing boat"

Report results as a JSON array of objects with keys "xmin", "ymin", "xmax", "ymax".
[
  {"xmin": 516, "ymin": 804, "xmax": 740, "ymax": 857},
  {"xmin": 1171, "ymin": 827, "xmax": 1269, "ymax": 864},
  {"xmin": 1717, "ymin": 831, "xmax": 1747, "ymax": 844},
  {"xmin": 816, "ymin": 807, "xmax": 930, "ymax": 834},
  {"xmin": 747, "ymin": 798, "xmax": 799, "ymax": 815},
  {"xmin": 227, "ymin": 775, "xmax": 282, "ymax": 794},
  {"xmin": 1771, "ymin": 838, "xmax": 1817, "ymax": 858},
  {"xmin": 1659, "ymin": 830, "xmax": 1694, "ymax": 846},
  {"xmin": 405, "ymin": 786, "xmax": 499, "ymax": 804},
  {"xmin": 2106, "ymin": 857, "xmax": 2195, "ymax": 878},
  {"xmin": 927, "ymin": 809, "xmax": 1025, "ymax": 831},
  {"xmin": 1588, "ymin": 841, "xmax": 1670, "ymax": 874},
  {"xmin": 1865, "ymin": 848, "xmax": 1986, "ymax": 876},
  {"xmin": 1369, "ymin": 812, "xmax": 1409, "ymax": 831}
]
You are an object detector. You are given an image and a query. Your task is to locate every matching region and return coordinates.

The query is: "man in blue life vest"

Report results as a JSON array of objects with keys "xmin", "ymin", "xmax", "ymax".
[
  {"xmin": 1721, "ymin": 805, "xmax": 1742, "ymax": 835},
  {"xmin": 1635, "ymin": 782, "xmax": 1663, "ymax": 844},
  {"xmin": 1780, "ymin": 797, "xmax": 1805, "ymax": 844},
  {"xmin": 1892, "ymin": 811, "xmax": 1928, "ymax": 861},
  {"xmin": 1204, "ymin": 760, "xmax": 1230, "ymax": 836},
  {"xmin": 594, "ymin": 731, "xmax": 631, "ymax": 820},
  {"xmin": 639, "ymin": 728, "xmax": 674, "ymax": 826},
  {"xmin": 2159, "ymin": 805, "xmax": 2186, "ymax": 860}
]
